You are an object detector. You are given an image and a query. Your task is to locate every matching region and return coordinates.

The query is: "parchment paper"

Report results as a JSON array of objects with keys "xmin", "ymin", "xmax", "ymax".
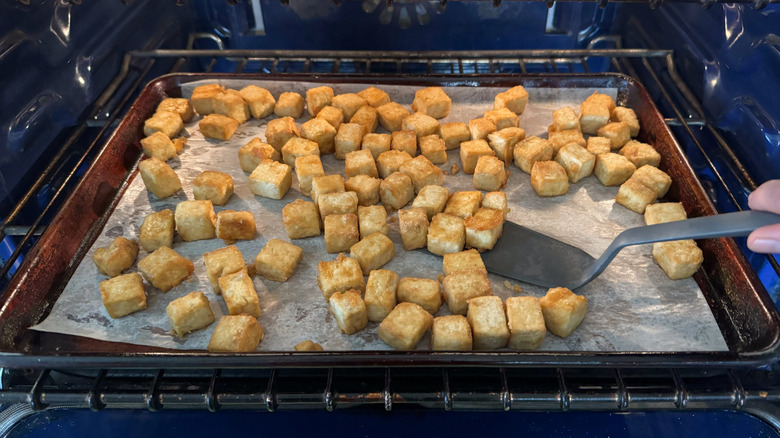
[{"xmin": 31, "ymin": 79, "xmax": 728, "ymax": 352}]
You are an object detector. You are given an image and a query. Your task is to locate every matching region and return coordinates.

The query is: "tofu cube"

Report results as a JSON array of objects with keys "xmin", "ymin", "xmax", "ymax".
[
  {"xmin": 473, "ymin": 155, "xmax": 508, "ymax": 192},
  {"xmin": 399, "ymin": 155, "xmax": 444, "ymax": 193},
  {"xmin": 391, "ymin": 130, "xmax": 417, "ymax": 156},
  {"xmin": 99, "ymin": 273, "xmax": 147, "ymax": 318},
  {"xmin": 505, "ymin": 296, "xmax": 546, "ymax": 350},
  {"xmin": 397, "ymin": 277, "xmax": 442, "ymax": 314},
  {"xmin": 346, "ymin": 175, "xmax": 381, "ymax": 206},
  {"xmin": 175, "ymin": 200, "xmax": 217, "ymax": 241},
  {"xmin": 459, "ymin": 139, "xmax": 495, "ymax": 175},
  {"xmin": 265, "ymin": 116, "xmax": 300, "ymax": 151},
  {"xmin": 319, "ymin": 191, "xmax": 359, "ymax": 217},
  {"xmin": 311, "ymin": 174, "xmax": 345, "ymax": 204},
  {"xmin": 419, "ymin": 135, "xmax": 447, "ymax": 164},
  {"xmin": 357, "ymin": 86, "xmax": 391, "ymax": 108},
  {"xmin": 300, "ymin": 118, "xmax": 337, "ymax": 155},
  {"xmin": 377, "ymin": 102, "xmax": 411, "ymax": 132},
  {"xmin": 138, "ymin": 157, "xmax": 182, "ymax": 199},
  {"xmin": 334, "ymin": 123, "xmax": 364, "ymax": 159},
  {"xmin": 193, "ymin": 170, "xmax": 234, "ymax": 206},
  {"xmin": 350, "ymin": 232, "xmax": 395, "ymax": 275},
  {"xmin": 317, "ymin": 253, "xmax": 366, "ymax": 300},
  {"xmin": 294, "ymin": 340, "xmax": 324, "ymax": 351},
  {"xmin": 398, "ymin": 207, "xmax": 429, "ymax": 250},
  {"xmin": 199, "ymin": 114, "xmax": 239, "ymax": 140},
  {"xmin": 255, "ymin": 238, "xmax": 303, "ymax": 282},
  {"xmin": 329, "ymin": 290, "xmax": 368, "ymax": 335},
  {"xmin": 597, "ymin": 121, "xmax": 632, "ymax": 150},
  {"xmin": 191, "ymin": 84, "xmax": 224, "ymax": 115},
  {"xmin": 619, "ymin": 140, "xmax": 662, "ymax": 168},
  {"xmin": 219, "ymin": 268, "xmax": 260, "ymax": 317},
  {"xmin": 249, "ymin": 160, "xmax": 293, "ymax": 200},
  {"xmin": 466, "ymin": 295, "xmax": 510, "ymax": 350},
  {"xmin": 539, "ymin": 287, "xmax": 587, "ymax": 338},
  {"xmin": 411, "ymin": 86, "xmax": 452, "ymax": 119},
  {"xmin": 548, "ymin": 127, "xmax": 586, "ymax": 152},
  {"xmin": 442, "ymin": 249, "xmax": 486, "ymax": 276},
  {"xmin": 481, "ymin": 191, "xmax": 509, "ymax": 219},
  {"xmin": 281, "ymin": 137, "xmax": 320, "ymax": 168},
  {"xmin": 494, "ymin": 85, "xmax": 529, "ymax": 114},
  {"xmin": 444, "ymin": 191, "xmax": 483, "ymax": 219},
  {"xmin": 465, "ymin": 208, "xmax": 504, "ymax": 251},
  {"xmin": 274, "ymin": 91, "xmax": 305, "ymax": 118},
  {"xmin": 350, "ymin": 105, "xmax": 379, "ymax": 135},
  {"xmin": 139, "ymin": 209, "xmax": 175, "ymax": 252},
  {"xmin": 377, "ymin": 150, "xmax": 413, "ymax": 179},
  {"xmin": 316, "ymin": 105, "xmax": 344, "ymax": 130},
  {"xmin": 144, "ymin": 110, "xmax": 183, "ymax": 138},
  {"xmin": 379, "ymin": 171, "xmax": 415, "ymax": 211},
  {"xmin": 239, "ymin": 85, "xmax": 275, "ymax": 119},
  {"xmin": 442, "ymin": 269, "xmax": 492, "ymax": 315},
  {"xmin": 484, "ymin": 107, "xmax": 519, "ymax": 130},
  {"xmin": 513, "ymin": 136, "xmax": 554, "ymax": 174},
  {"xmin": 323, "ymin": 213, "xmax": 360, "ymax": 253},
  {"xmin": 412, "ymin": 185, "xmax": 450, "ymax": 221},
  {"xmin": 427, "ymin": 213, "xmax": 465, "ymax": 256},
  {"xmin": 586, "ymin": 136, "xmax": 612, "ymax": 156},
  {"xmin": 552, "ymin": 106, "xmax": 580, "ymax": 131},
  {"xmin": 216, "ymin": 210, "xmax": 256, "ymax": 243},
  {"xmin": 612, "ymin": 106, "xmax": 640, "ymax": 137},
  {"xmin": 238, "ymin": 139, "xmax": 281, "ymax": 173},
  {"xmin": 594, "ymin": 152, "xmax": 636, "ymax": 186},
  {"xmin": 166, "ymin": 291, "xmax": 215, "ymax": 337},
  {"xmin": 630, "ymin": 165, "xmax": 672, "ymax": 198},
  {"xmin": 213, "ymin": 89, "xmax": 250, "ymax": 124},
  {"xmin": 207, "ymin": 315, "xmax": 264, "ymax": 353},
  {"xmin": 487, "ymin": 127, "xmax": 526, "ymax": 165},
  {"xmin": 644, "ymin": 202, "xmax": 687, "ymax": 225},
  {"xmin": 468, "ymin": 117, "xmax": 497, "ymax": 141},
  {"xmin": 361, "ymin": 133, "xmax": 392, "ymax": 160},
  {"xmin": 157, "ymin": 97, "xmax": 195, "ymax": 122},
  {"xmin": 282, "ymin": 199, "xmax": 321, "ymax": 239},
  {"xmin": 580, "ymin": 100, "xmax": 611, "ymax": 135},
  {"xmin": 440, "ymin": 122, "xmax": 471, "ymax": 150},
  {"xmin": 378, "ymin": 302, "xmax": 433, "ymax": 350},
  {"xmin": 530, "ymin": 161, "xmax": 569, "ymax": 197},
  {"xmin": 93, "ymin": 236, "xmax": 139, "ymax": 278},
  {"xmin": 137, "ymin": 247, "xmax": 194, "ymax": 292},
  {"xmin": 332, "ymin": 93, "xmax": 368, "ymax": 120},
  {"xmin": 431, "ymin": 315, "xmax": 473, "ymax": 351},
  {"xmin": 616, "ymin": 178, "xmax": 657, "ymax": 214},
  {"xmin": 305, "ymin": 86, "xmax": 334, "ymax": 117},
  {"xmin": 358, "ymin": 205, "xmax": 388, "ymax": 238},
  {"xmin": 555, "ymin": 143, "xmax": 596, "ymax": 183},
  {"xmin": 402, "ymin": 112, "xmax": 441, "ymax": 138},
  {"xmin": 203, "ymin": 245, "xmax": 245, "ymax": 294},
  {"xmin": 345, "ymin": 149, "xmax": 379, "ymax": 178},
  {"xmin": 295, "ymin": 155, "xmax": 325, "ymax": 197},
  {"xmin": 585, "ymin": 92, "xmax": 617, "ymax": 112},
  {"xmin": 653, "ymin": 240, "xmax": 704, "ymax": 280},
  {"xmin": 140, "ymin": 132, "xmax": 178, "ymax": 161},
  {"xmin": 365, "ymin": 269, "xmax": 399, "ymax": 322}
]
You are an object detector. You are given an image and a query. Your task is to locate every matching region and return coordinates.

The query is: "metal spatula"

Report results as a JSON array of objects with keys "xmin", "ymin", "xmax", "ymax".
[{"xmin": 478, "ymin": 210, "xmax": 780, "ymax": 290}]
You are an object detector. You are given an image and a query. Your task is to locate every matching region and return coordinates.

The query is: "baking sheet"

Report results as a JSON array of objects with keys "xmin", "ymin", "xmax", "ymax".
[{"xmin": 30, "ymin": 79, "xmax": 728, "ymax": 352}]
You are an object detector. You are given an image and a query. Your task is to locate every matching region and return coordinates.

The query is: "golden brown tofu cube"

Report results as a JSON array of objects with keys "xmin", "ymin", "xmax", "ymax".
[
  {"xmin": 402, "ymin": 112, "xmax": 441, "ymax": 138},
  {"xmin": 630, "ymin": 165, "xmax": 672, "ymax": 198},
  {"xmin": 412, "ymin": 185, "xmax": 450, "ymax": 221},
  {"xmin": 166, "ymin": 291, "xmax": 215, "ymax": 337},
  {"xmin": 316, "ymin": 105, "xmax": 344, "ymax": 130},
  {"xmin": 391, "ymin": 130, "xmax": 417, "ymax": 156},
  {"xmin": 580, "ymin": 100, "xmax": 611, "ymax": 135},
  {"xmin": 214, "ymin": 89, "xmax": 250, "ymax": 124},
  {"xmin": 358, "ymin": 205, "xmax": 388, "ymax": 238},
  {"xmin": 530, "ymin": 161, "xmax": 569, "ymax": 197},
  {"xmin": 239, "ymin": 139, "xmax": 281, "ymax": 173},
  {"xmin": 216, "ymin": 210, "xmax": 256, "ymax": 243},
  {"xmin": 332, "ymin": 93, "xmax": 368, "ymax": 120},
  {"xmin": 440, "ymin": 122, "xmax": 470, "ymax": 151},
  {"xmin": 346, "ymin": 175, "xmax": 381, "ymax": 206},
  {"xmin": 345, "ymin": 149, "xmax": 379, "ymax": 178},
  {"xmin": 513, "ymin": 136, "xmax": 554, "ymax": 174},
  {"xmin": 552, "ymin": 106, "xmax": 580, "ymax": 131},
  {"xmin": 265, "ymin": 116, "xmax": 300, "ymax": 151},
  {"xmin": 653, "ymin": 240, "xmax": 704, "ymax": 280},
  {"xmin": 249, "ymin": 160, "xmax": 293, "ymax": 200},
  {"xmin": 203, "ymin": 246, "xmax": 245, "ymax": 294},
  {"xmin": 311, "ymin": 174, "xmax": 345, "ymax": 204},
  {"xmin": 586, "ymin": 136, "xmax": 612, "ymax": 156},
  {"xmin": 473, "ymin": 155, "xmax": 508, "ymax": 192},
  {"xmin": 329, "ymin": 290, "xmax": 368, "ymax": 335},
  {"xmin": 207, "ymin": 315, "xmax": 263, "ymax": 353},
  {"xmin": 317, "ymin": 253, "xmax": 366, "ymax": 301},
  {"xmin": 377, "ymin": 150, "xmax": 413, "ymax": 179},
  {"xmin": 219, "ymin": 268, "xmax": 260, "ymax": 317},
  {"xmin": 540, "ymin": 287, "xmax": 587, "ymax": 338},
  {"xmin": 138, "ymin": 157, "xmax": 182, "ymax": 199},
  {"xmin": 350, "ymin": 105, "xmax": 379, "ymax": 135},
  {"xmin": 281, "ymin": 137, "xmax": 320, "ymax": 168},
  {"xmin": 398, "ymin": 207, "xmax": 429, "ymax": 250},
  {"xmin": 282, "ymin": 199, "xmax": 321, "ymax": 239},
  {"xmin": 620, "ymin": 140, "xmax": 662, "ymax": 168},
  {"xmin": 442, "ymin": 269, "xmax": 492, "ymax": 315},
  {"xmin": 419, "ymin": 135, "xmax": 447, "ymax": 164},
  {"xmin": 586, "ymin": 92, "xmax": 617, "ymax": 112},
  {"xmin": 93, "ymin": 237, "xmax": 139, "ymax": 278},
  {"xmin": 191, "ymin": 84, "xmax": 225, "ymax": 115},
  {"xmin": 361, "ymin": 133, "xmax": 392, "ymax": 160},
  {"xmin": 482, "ymin": 191, "xmax": 509, "ymax": 219},
  {"xmin": 319, "ymin": 191, "xmax": 359, "ymax": 218},
  {"xmin": 157, "ymin": 98, "xmax": 195, "ymax": 122},
  {"xmin": 494, "ymin": 85, "xmax": 529, "ymax": 114},
  {"xmin": 505, "ymin": 296, "xmax": 546, "ymax": 350},
  {"xmin": 555, "ymin": 143, "xmax": 596, "ymax": 184},
  {"xmin": 444, "ymin": 191, "xmax": 483, "ymax": 219},
  {"xmin": 468, "ymin": 117, "xmax": 497, "ymax": 141},
  {"xmin": 199, "ymin": 114, "xmax": 239, "ymax": 141},
  {"xmin": 139, "ymin": 209, "xmax": 175, "ymax": 252},
  {"xmin": 612, "ymin": 106, "xmax": 640, "ymax": 137},
  {"xmin": 193, "ymin": 171, "xmax": 234, "ymax": 206},
  {"xmin": 465, "ymin": 208, "xmax": 504, "ymax": 251},
  {"xmin": 431, "ymin": 315, "xmax": 473, "ymax": 351},
  {"xmin": 411, "ymin": 86, "xmax": 452, "ymax": 119},
  {"xmin": 487, "ymin": 127, "xmax": 526, "ymax": 165},
  {"xmin": 255, "ymin": 238, "xmax": 303, "ymax": 282},
  {"xmin": 427, "ymin": 212, "xmax": 465, "ymax": 256},
  {"xmin": 377, "ymin": 102, "xmax": 411, "ymax": 132},
  {"xmin": 379, "ymin": 171, "xmax": 415, "ymax": 211},
  {"xmin": 399, "ymin": 155, "xmax": 444, "ymax": 193},
  {"xmin": 548, "ymin": 127, "xmax": 586, "ymax": 153},
  {"xmin": 442, "ymin": 249, "xmax": 486, "ymax": 276},
  {"xmin": 175, "ymin": 200, "xmax": 217, "ymax": 241},
  {"xmin": 334, "ymin": 123, "xmax": 364, "ymax": 159},
  {"xmin": 594, "ymin": 153, "xmax": 636, "ymax": 186},
  {"xmin": 239, "ymin": 85, "xmax": 275, "ymax": 119},
  {"xmin": 140, "ymin": 132, "xmax": 179, "ymax": 161},
  {"xmin": 301, "ymin": 117, "xmax": 337, "ymax": 155},
  {"xmin": 484, "ymin": 107, "xmax": 519, "ymax": 130},
  {"xmin": 644, "ymin": 202, "xmax": 687, "ymax": 225},
  {"xmin": 467, "ymin": 295, "xmax": 509, "ymax": 350},
  {"xmin": 324, "ymin": 213, "xmax": 360, "ymax": 254},
  {"xmin": 99, "ymin": 272, "xmax": 147, "ymax": 318},
  {"xmin": 460, "ymin": 139, "xmax": 495, "ymax": 175},
  {"xmin": 357, "ymin": 86, "xmax": 391, "ymax": 108},
  {"xmin": 294, "ymin": 340, "xmax": 324, "ymax": 351},
  {"xmin": 597, "ymin": 121, "xmax": 631, "ymax": 150},
  {"xmin": 365, "ymin": 269, "xmax": 399, "ymax": 322},
  {"xmin": 144, "ymin": 110, "xmax": 183, "ymax": 138},
  {"xmin": 350, "ymin": 232, "xmax": 395, "ymax": 275},
  {"xmin": 138, "ymin": 247, "xmax": 194, "ymax": 292},
  {"xmin": 397, "ymin": 277, "xmax": 442, "ymax": 315},
  {"xmin": 378, "ymin": 302, "xmax": 433, "ymax": 350},
  {"xmin": 616, "ymin": 178, "xmax": 657, "ymax": 214},
  {"xmin": 295, "ymin": 155, "xmax": 325, "ymax": 197},
  {"xmin": 275, "ymin": 92, "xmax": 305, "ymax": 118},
  {"xmin": 305, "ymin": 86, "xmax": 334, "ymax": 117}
]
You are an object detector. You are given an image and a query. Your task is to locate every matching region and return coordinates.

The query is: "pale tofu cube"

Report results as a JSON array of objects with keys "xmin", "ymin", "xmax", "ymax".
[
  {"xmin": 144, "ymin": 110, "xmax": 183, "ymax": 138},
  {"xmin": 255, "ymin": 238, "xmax": 303, "ymax": 282},
  {"xmin": 484, "ymin": 107, "xmax": 519, "ymax": 130},
  {"xmin": 93, "ymin": 237, "xmax": 139, "ymax": 278},
  {"xmin": 214, "ymin": 89, "xmax": 250, "ymax": 124},
  {"xmin": 199, "ymin": 114, "xmax": 239, "ymax": 140},
  {"xmin": 294, "ymin": 340, "xmax": 324, "ymax": 351},
  {"xmin": 316, "ymin": 105, "xmax": 345, "ymax": 130},
  {"xmin": 305, "ymin": 86, "xmax": 334, "ymax": 117},
  {"xmin": 365, "ymin": 269, "xmax": 398, "ymax": 322},
  {"xmin": 481, "ymin": 191, "xmax": 509, "ymax": 219},
  {"xmin": 319, "ymin": 191, "xmax": 359, "ymax": 217},
  {"xmin": 431, "ymin": 315, "xmax": 473, "ymax": 351},
  {"xmin": 427, "ymin": 213, "xmax": 465, "ymax": 256},
  {"xmin": 317, "ymin": 253, "xmax": 366, "ymax": 301},
  {"xmin": 166, "ymin": 291, "xmax": 215, "ymax": 337},
  {"xmin": 157, "ymin": 98, "xmax": 195, "ymax": 122},
  {"xmin": 275, "ymin": 91, "xmax": 305, "ymax": 118},
  {"xmin": 644, "ymin": 202, "xmax": 687, "ymax": 225},
  {"xmin": 616, "ymin": 178, "xmax": 657, "ymax": 214},
  {"xmin": 249, "ymin": 160, "xmax": 293, "ymax": 200},
  {"xmin": 459, "ymin": 139, "xmax": 495, "ymax": 175},
  {"xmin": 138, "ymin": 157, "xmax": 182, "ymax": 199},
  {"xmin": 300, "ymin": 117, "xmax": 337, "ymax": 155},
  {"xmin": 398, "ymin": 207, "xmax": 429, "ymax": 250},
  {"xmin": 379, "ymin": 171, "xmax": 415, "ymax": 211},
  {"xmin": 402, "ymin": 112, "xmax": 441, "ymax": 138},
  {"xmin": 612, "ymin": 106, "xmax": 640, "ymax": 137},
  {"xmin": 467, "ymin": 295, "xmax": 509, "ymax": 350},
  {"xmin": 294, "ymin": 155, "xmax": 325, "ymax": 197},
  {"xmin": 513, "ymin": 136, "xmax": 554, "ymax": 174},
  {"xmin": 137, "ymin": 247, "xmax": 194, "ymax": 292},
  {"xmin": 552, "ymin": 106, "xmax": 580, "ymax": 131},
  {"xmin": 412, "ymin": 185, "xmax": 450, "ymax": 221},
  {"xmin": 586, "ymin": 137, "xmax": 612, "ymax": 156},
  {"xmin": 207, "ymin": 315, "xmax": 264, "ymax": 353},
  {"xmin": 580, "ymin": 100, "xmax": 611, "ymax": 135},
  {"xmin": 193, "ymin": 170, "xmax": 233, "ymax": 206},
  {"xmin": 473, "ymin": 155, "xmax": 508, "ymax": 192},
  {"xmin": 597, "ymin": 121, "xmax": 631, "ymax": 149},
  {"xmin": 282, "ymin": 199, "xmax": 321, "ymax": 239},
  {"xmin": 323, "ymin": 213, "xmax": 360, "ymax": 253},
  {"xmin": 468, "ymin": 117, "xmax": 497, "ymax": 141},
  {"xmin": 175, "ymin": 200, "xmax": 217, "ymax": 241},
  {"xmin": 334, "ymin": 123, "xmax": 364, "ymax": 160},
  {"xmin": 219, "ymin": 268, "xmax": 260, "ymax": 317},
  {"xmin": 442, "ymin": 249, "xmax": 486, "ymax": 276},
  {"xmin": 345, "ymin": 175, "xmax": 381, "ymax": 206},
  {"xmin": 311, "ymin": 174, "xmax": 345, "ymax": 204},
  {"xmin": 539, "ymin": 287, "xmax": 587, "ymax": 338},
  {"xmin": 140, "ymin": 132, "xmax": 178, "ymax": 161},
  {"xmin": 378, "ymin": 302, "xmax": 433, "ymax": 350},
  {"xmin": 238, "ymin": 139, "xmax": 281, "ymax": 173},
  {"xmin": 139, "ymin": 209, "xmax": 175, "ymax": 252},
  {"xmin": 377, "ymin": 102, "xmax": 411, "ymax": 132},
  {"xmin": 548, "ymin": 127, "xmax": 586, "ymax": 152},
  {"xmin": 594, "ymin": 153, "xmax": 636, "ymax": 186},
  {"xmin": 397, "ymin": 277, "xmax": 442, "ymax": 314},
  {"xmin": 465, "ymin": 208, "xmax": 504, "ymax": 251},
  {"xmin": 350, "ymin": 105, "xmax": 379, "ymax": 135},
  {"xmin": 358, "ymin": 205, "xmax": 388, "ymax": 238},
  {"xmin": 444, "ymin": 191, "xmax": 483, "ymax": 219},
  {"xmin": 494, "ymin": 85, "xmax": 529, "ymax": 114},
  {"xmin": 440, "ymin": 122, "xmax": 471, "ymax": 150},
  {"xmin": 487, "ymin": 127, "xmax": 525, "ymax": 165},
  {"xmin": 239, "ymin": 85, "xmax": 275, "ymax": 119},
  {"xmin": 203, "ymin": 245, "xmax": 245, "ymax": 294},
  {"xmin": 555, "ymin": 143, "xmax": 596, "ymax": 183},
  {"xmin": 329, "ymin": 290, "xmax": 368, "ymax": 335},
  {"xmin": 281, "ymin": 137, "xmax": 320, "ymax": 168},
  {"xmin": 399, "ymin": 155, "xmax": 444, "ymax": 193},
  {"xmin": 377, "ymin": 150, "xmax": 413, "ymax": 179},
  {"xmin": 362, "ymin": 133, "xmax": 392, "ymax": 160},
  {"xmin": 216, "ymin": 210, "xmax": 256, "ymax": 243},
  {"xmin": 332, "ymin": 93, "xmax": 368, "ymax": 120},
  {"xmin": 265, "ymin": 116, "xmax": 300, "ymax": 151},
  {"xmin": 505, "ymin": 296, "xmax": 546, "ymax": 350},
  {"xmin": 411, "ymin": 86, "xmax": 452, "ymax": 119},
  {"xmin": 350, "ymin": 232, "xmax": 395, "ymax": 275},
  {"xmin": 99, "ymin": 273, "xmax": 147, "ymax": 318},
  {"xmin": 653, "ymin": 240, "xmax": 704, "ymax": 280},
  {"xmin": 442, "ymin": 269, "xmax": 492, "ymax": 315},
  {"xmin": 191, "ymin": 84, "xmax": 224, "ymax": 115},
  {"xmin": 630, "ymin": 165, "xmax": 672, "ymax": 198},
  {"xmin": 620, "ymin": 140, "xmax": 661, "ymax": 168},
  {"xmin": 391, "ymin": 130, "xmax": 417, "ymax": 156},
  {"xmin": 419, "ymin": 135, "xmax": 447, "ymax": 164},
  {"xmin": 345, "ymin": 149, "xmax": 379, "ymax": 178},
  {"xmin": 357, "ymin": 86, "xmax": 391, "ymax": 108},
  {"xmin": 530, "ymin": 161, "xmax": 569, "ymax": 197}
]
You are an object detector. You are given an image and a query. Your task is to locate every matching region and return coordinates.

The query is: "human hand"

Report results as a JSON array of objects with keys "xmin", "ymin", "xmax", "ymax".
[{"xmin": 747, "ymin": 179, "xmax": 780, "ymax": 254}]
